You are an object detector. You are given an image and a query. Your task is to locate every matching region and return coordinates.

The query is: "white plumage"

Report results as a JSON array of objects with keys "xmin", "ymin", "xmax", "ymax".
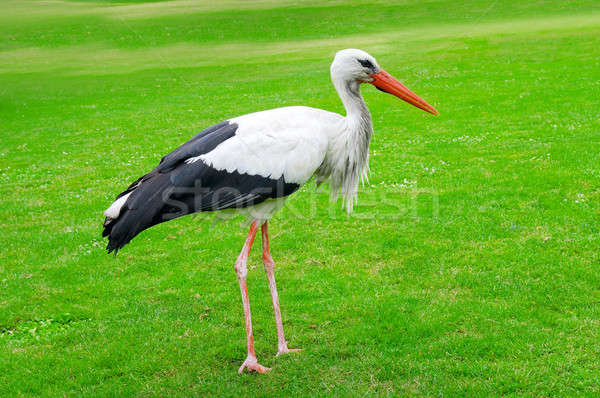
[
  {"xmin": 103, "ymin": 192, "xmax": 130, "ymax": 219},
  {"xmin": 198, "ymin": 106, "xmax": 336, "ymax": 185}
]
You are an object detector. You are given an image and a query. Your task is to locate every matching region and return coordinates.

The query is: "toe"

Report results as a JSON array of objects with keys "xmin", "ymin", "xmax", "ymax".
[
  {"xmin": 255, "ymin": 364, "xmax": 271, "ymax": 373},
  {"xmin": 276, "ymin": 347, "xmax": 303, "ymax": 356},
  {"xmin": 238, "ymin": 358, "xmax": 271, "ymax": 374}
]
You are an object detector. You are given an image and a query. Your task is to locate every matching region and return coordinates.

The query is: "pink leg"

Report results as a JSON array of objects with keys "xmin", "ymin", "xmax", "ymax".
[
  {"xmin": 261, "ymin": 221, "xmax": 302, "ymax": 356},
  {"xmin": 236, "ymin": 221, "xmax": 270, "ymax": 374}
]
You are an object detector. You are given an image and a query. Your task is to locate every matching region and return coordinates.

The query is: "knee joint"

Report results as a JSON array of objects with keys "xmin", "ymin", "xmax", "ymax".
[{"xmin": 235, "ymin": 262, "xmax": 248, "ymax": 279}]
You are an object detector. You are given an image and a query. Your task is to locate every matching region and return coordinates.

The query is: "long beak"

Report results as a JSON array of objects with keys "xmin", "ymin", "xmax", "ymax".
[{"xmin": 370, "ymin": 70, "xmax": 439, "ymax": 115}]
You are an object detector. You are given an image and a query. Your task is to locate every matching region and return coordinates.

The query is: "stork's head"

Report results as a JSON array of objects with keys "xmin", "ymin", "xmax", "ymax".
[{"xmin": 331, "ymin": 49, "xmax": 438, "ymax": 115}]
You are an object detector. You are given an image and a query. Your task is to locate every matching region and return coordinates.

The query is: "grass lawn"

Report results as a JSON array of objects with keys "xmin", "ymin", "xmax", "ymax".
[{"xmin": 1, "ymin": 0, "xmax": 600, "ymax": 395}]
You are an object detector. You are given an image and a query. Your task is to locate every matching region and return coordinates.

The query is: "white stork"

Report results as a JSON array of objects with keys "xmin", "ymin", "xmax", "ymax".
[{"xmin": 103, "ymin": 49, "xmax": 438, "ymax": 373}]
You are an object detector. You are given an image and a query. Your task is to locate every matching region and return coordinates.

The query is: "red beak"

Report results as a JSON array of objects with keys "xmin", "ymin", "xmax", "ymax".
[{"xmin": 370, "ymin": 70, "xmax": 439, "ymax": 115}]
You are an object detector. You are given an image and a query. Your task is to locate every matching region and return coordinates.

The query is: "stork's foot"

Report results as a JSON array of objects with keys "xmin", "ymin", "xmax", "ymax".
[
  {"xmin": 238, "ymin": 355, "xmax": 271, "ymax": 374},
  {"xmin": 276, "ymin": 346, "xmax": 303, "ymax": 357}
]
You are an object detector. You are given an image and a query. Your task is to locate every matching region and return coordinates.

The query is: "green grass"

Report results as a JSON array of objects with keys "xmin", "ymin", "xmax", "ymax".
[{"xmin": 1, "ymin": 0, "xmax": 600, "ymax": 396}]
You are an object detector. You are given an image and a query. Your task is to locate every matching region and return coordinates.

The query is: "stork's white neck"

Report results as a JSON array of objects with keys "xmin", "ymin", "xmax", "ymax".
[
  {"xmin": 332, "ymin": 78, "xmax": 372, "ymax": 133},
  {"xmin": 321, "ymin": 76, "xmax": 373, "ymax": 213}
]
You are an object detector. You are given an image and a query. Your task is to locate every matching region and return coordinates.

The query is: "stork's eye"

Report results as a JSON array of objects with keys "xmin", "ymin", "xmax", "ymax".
[{"xmin": 358, "ymin": 59, "xmax": 374, "ymax": 69}]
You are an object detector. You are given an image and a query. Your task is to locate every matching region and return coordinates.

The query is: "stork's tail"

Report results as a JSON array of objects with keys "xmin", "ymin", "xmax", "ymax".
[
  {"xmin": 102, "ymin": 198, "xmax": 143, "ymax": 255},
  {"xmin": 102, "ymin": 217, "xmax": 127, "ymax": 254},
  {"xmin": 102, "ymin": 172, "xmax": 183, "ymax": 254}
]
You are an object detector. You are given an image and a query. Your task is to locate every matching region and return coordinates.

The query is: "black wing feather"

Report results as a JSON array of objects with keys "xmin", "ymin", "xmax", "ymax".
[
  {"xmin": 157, "ymin": 121, "xmax": 235, "ymax": 172},
  {"xmin": 103, "ymin": 121, "xmax": 299, "ymax": 253}
]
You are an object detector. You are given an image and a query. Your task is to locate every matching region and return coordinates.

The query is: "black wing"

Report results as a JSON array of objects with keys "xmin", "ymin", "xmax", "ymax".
[{"xmin": 103, "ymin": 121, "xmax": 299, "ymax": 253}]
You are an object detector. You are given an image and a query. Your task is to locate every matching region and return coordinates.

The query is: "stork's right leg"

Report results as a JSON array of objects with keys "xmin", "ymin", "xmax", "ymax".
[
  {"xmin": 235, "ymin": 221, "xmax": 270, "ymax": 374},
  {"xmin": 261, "ymin": 221, "xmax": 302, "ymax": 356}
]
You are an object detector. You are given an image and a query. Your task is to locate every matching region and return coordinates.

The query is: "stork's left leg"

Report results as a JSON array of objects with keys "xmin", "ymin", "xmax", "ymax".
[
  {"xmin": 261, "ymin": 221, "xmax": 302, "ymax": 356},
  {"xmin": 236, "ymin": 221, "xmax": 270, "ymax": 374}
]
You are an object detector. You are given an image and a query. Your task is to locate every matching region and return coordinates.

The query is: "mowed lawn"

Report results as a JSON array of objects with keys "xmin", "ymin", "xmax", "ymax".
[{"xmin": 1, "ymin": 0, "xmax": 600, "ymax": 396}]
